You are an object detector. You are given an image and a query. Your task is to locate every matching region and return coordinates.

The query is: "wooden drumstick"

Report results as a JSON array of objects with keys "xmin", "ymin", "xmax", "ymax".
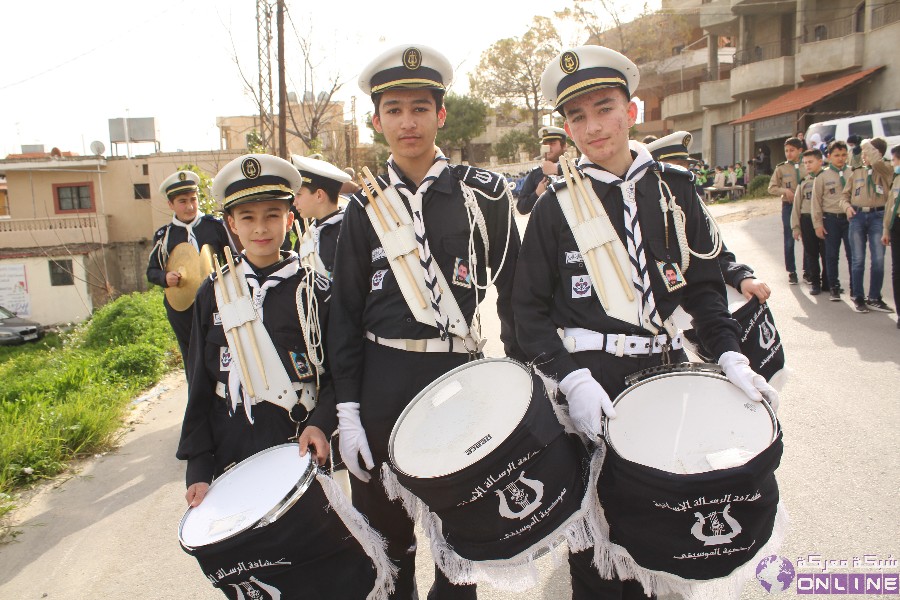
[
  {"xmin": 362, "ymin": 166, "xmax": 405, "ymax": 228},
  {"xmin": 214, "ymin": 255, "xmax": 256, "ymax": 400},
  {"xmin": 224, "ymin": 247, "xmax": 269, "ymax": 389},
  {"xmin": 560, "ymin": 158, "xmax": 608, "ymax": 306},
  {"xmin": 359, "ymin": 174, "xmax": 428, "ymax": 310},
  {"xmin": 569, "ymin": 161, "xmax": 635, "ymax": 302}
]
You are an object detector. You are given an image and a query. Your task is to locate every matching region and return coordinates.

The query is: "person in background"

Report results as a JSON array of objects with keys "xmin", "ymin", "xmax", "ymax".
[
  {"xmin": 812, "ymin": 140, "xmax": 853, "ymax": 302},
  {"xmin": 792, "ymin": 149, "xmax": 827, "ymax": 295},
  {"xmin": 881, "ymin": 145, "xmax": 900, "ymax": 329},
  {"xmin": 516, "ymin": 126, "xmax": 569, "ymax": 215},
  {"xmin": 768, "ymin": 138, "xmax": 806, "ymax": 285}
]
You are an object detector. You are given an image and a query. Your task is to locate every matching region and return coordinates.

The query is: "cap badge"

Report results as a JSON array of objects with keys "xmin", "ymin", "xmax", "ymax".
[
  {"xmin": 241, "ymin": 157, "xmax": 261, "ymax": 179},
  {"xmin": 403, "ymin": 47, "xmax": 422, "ymax": 70},
  {"xmin": 683, "ymin": 134, "xmax": 692, "ymax": 148},
  {"xmin": 178, "ymin": 172, "xmax": 187, "ymax": 181},
  {"xmin": 561, "ymin": 51, "xmax": 579, "ymax": 75}
]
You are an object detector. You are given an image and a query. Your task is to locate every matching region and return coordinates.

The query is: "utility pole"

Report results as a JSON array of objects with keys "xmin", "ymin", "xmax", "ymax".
[
  {"xmin": 276, "ymin": 0, "xmax": 287, "ymax": 159},
  {"xmin": 256, "ymin": 0, "xmax": 275, "ymax": 153}
]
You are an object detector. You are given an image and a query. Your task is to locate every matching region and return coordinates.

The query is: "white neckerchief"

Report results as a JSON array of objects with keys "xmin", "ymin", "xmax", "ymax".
[
  {"xmin": 386, "ymin": 152, "xmax": 451, "ymax": 338},
  {"xmin": 170, "ymin": 212, "xmax": 204, "ymax": 251},
  {"xmin": 312, "ymin": 209, "xmax": 344, "ymax": 256}
]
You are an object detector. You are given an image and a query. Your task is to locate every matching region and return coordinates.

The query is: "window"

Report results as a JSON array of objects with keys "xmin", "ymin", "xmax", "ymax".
[
  {"xmin": 881, "ymin": 115, "xmax": 900, "ymax": 137},
  {"xmin": 53, "ymin": 183, "xmax": 93, "ymax": 213},
  {"xmin": 142, "ymin": 164, "xmax": 149, "ymax": 176},
  {"xmin": 49, "ymin": 259, "xmax": 74, "ymax": 286},
  {"xmin": 848, "ymin": 120, "xmax": 873, "ymax": 139},
  {"xmin": 134, "ymin": 183, "xmax": 151, "ymax": 199}
]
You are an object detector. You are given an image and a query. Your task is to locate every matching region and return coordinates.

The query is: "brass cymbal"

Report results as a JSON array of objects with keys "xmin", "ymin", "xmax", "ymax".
[
  {"xmin": 199, "ymin": 244, "xmax": 216, "ymax": 278},
  {"xmin": 164, "ymin": 243, "xmax": 204, "ymax": 311}
]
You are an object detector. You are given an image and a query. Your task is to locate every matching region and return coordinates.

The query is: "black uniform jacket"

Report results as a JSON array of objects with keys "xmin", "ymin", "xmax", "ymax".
[
  {"xmin": 146, "ymin": 214, "xmax": 232, "ymax": 289},
  {"xmin": 513, "ymin": 162, "xmax": 741, "ymax": 382},
  {"xmin": 314, "ymin": 209, "xmax": 344, "ymax": 275},
  {"xmin": 176, "ymin": 253, "xmax": 337, "ymax": 487},
  {"xmin": 517, "ymin": 163, "xmax": 564, "ymax": 215},
  {"xmin": 328, "ymin": 165, "xmax": 523, "ymax": 405}
]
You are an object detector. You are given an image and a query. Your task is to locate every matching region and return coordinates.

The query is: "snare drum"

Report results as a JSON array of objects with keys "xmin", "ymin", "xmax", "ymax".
[
  {"xmin": 597, "ymin": 364, "xmax": 783, "ymax": 581},
  {"xmin": 179, "ymin": 443, "xmax": 375, "ymax": 599},
  {"xmin": 389, "ymin": 358, "xmax": 589, "ymax": 562}
]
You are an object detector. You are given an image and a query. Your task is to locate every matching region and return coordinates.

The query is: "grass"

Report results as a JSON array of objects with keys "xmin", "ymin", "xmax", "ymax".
[{"xmin": 0, "ymin": 289, "xmax": 179, "ymax": 523}]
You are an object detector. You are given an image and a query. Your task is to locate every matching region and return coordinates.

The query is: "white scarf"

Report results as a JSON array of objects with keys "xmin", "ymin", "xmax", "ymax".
[{"xmin": 170, "ymin": 211, "xmax": 204, "ymax": 251}]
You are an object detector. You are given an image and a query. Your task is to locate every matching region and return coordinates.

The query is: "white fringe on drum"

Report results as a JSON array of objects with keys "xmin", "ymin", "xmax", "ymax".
[
  {"xmin": 379, "ymin": 449, "xmax": 606, "ymax": 592},
  {"xmin": 316, "ymin": 473, "xmax": 397, "ymax": 600}
]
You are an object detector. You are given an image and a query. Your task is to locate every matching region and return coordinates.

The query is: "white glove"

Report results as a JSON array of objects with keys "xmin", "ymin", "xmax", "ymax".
[
  {"xmin": 718, "ymin": 351, "xmax": 780, "ymax": 412},
  {"xmin": 336, "ymin": 402, "xmax": 374, "ymax": 483},
  {"xmin": 558, "ymin": 368, "xmax": 616, "ymax": 437}
]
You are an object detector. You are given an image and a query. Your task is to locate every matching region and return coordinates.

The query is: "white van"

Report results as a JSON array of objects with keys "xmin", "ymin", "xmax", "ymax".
[{"xmin": 805, "ymin": 110, "xmax": 900, "ymax": 156}]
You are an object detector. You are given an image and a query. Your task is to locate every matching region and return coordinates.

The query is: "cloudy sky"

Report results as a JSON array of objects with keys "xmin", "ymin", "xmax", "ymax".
[{"xmin": 0, "ymin": 0, "xmax": 653, "ymax": 156}]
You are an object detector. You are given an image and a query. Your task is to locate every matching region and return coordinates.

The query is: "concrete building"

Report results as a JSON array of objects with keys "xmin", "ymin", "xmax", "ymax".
[{"xmin": 0, "ymin": 149, "xmax": 242, "ymax": 325}]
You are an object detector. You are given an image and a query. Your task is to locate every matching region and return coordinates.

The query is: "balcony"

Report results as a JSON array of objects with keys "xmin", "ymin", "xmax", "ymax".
[
  {"xmin": 662, "ymin": 90, "xmax": 701, "ymax": 119},
  {"xmin": 0, "ymin": 214, "xmax": 109, "ymax": 248},
  {"xmin": 731, "ymin": 40, "xmax": 795, "ymax": 96},
  {"xmin": 699, "ymin": 78, "xmax": 733, "ymax": 106},
  {"xmin": 797, "ymin": 31, "xmax": 864, "ymax": 80},
  {"xmin": 700, "ymin": 0, "xmax": 738, "ymax": 33}
]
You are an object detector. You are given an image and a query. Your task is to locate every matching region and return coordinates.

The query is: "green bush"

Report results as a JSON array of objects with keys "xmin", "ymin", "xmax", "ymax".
[
  {"xmin": 82, "ymin": 290, "xmax": 172, "ymax": 350},
  {"xmin": 745, "ymin": 174, "xmax": 771, "ymax": 198},
  {"xmin": 101, "ymin": 343, "xmax": 166, "ymax": 388}
]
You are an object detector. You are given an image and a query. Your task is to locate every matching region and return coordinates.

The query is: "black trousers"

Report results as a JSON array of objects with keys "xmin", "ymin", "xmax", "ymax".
[
  {"xmin": 891, "ymin": 219, "xmax": 900, "ymax": 316},
  {"xmin": 562, "ymin": 348, "xmax": 687, "ymax": 600},
  {"xmin": 799, "ymin": 214, "xmax": 829, "ymax": 289},
  {"xmin": 164, "ymin": 297, "xmax": 194, "ymax": 376},
  {"xmin": 350, "ymin": 341, "xmax": 475, "ymax": 600}
]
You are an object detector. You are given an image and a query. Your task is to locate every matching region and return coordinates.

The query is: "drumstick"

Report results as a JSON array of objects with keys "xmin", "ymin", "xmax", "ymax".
[
  {"xmin": 359, "ymin": 174, "xmax": 428, "ymax": 310},
  {"xmin": 224, "ymin": 247, "xmax": 269, "ymax": 390},
  {"xmin": 569, "ymin": 161, "xmax": 635, "ymax": 302},
  {"xmin": 214, "ymin": 255, "xmax": 256, "ymax": 400},
  {"xmin": 560, "ymin": 158, "xmax": 608, "ymax": 306},
  {"xmin": 362, "ymin": 166, "xmax": 405, "ymax": 228}
]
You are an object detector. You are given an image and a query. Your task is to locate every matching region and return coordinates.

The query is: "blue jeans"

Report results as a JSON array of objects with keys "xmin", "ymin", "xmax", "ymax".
[
  {"xmin": 849, "ymin": 208, "xmax": 886, "ymax": 300},
  {"xmin": 823, "ymin": 213, "xmax": 854, "ymax": 296},
  {"xmin": 782, "ymin": 202, "xmax": 796, "ymax": 273}
]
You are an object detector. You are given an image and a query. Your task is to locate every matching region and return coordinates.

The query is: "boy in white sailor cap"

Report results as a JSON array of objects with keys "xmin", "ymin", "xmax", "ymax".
[
  {"xmin": 514, "ymin": 46, "xmax": 779, "ymax": 599},
  {"xmin": 517, "ymin": 125, "xmax": 569, "ymax": 215},
  {"xmin": 291, "ymin": 154, "xmax": 351, "ymax": 278},
  {"xmin": 330, "ymin": 43, "xmax": 524, "ymax": 599},
  {"xmin": 645, "ymin": 131, "xmax": 698, "ymax": 169},
  {"xmin": 176, "ymin": 154, "xmax": 389, "ymax": 598},
  {"xmin": 147, "ymin": 170, "xmax": 232, "ymax": 374}
]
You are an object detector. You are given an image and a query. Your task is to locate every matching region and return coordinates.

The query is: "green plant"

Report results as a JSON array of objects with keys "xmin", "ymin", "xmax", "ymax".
[{"xmin": 745, "ymin": 175, "xmax": 771, "ymax": 198}]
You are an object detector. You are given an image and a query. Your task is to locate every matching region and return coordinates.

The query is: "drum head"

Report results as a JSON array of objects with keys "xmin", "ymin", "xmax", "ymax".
[
  {"xmin": 179, "ymin": 444, "xmax": 313, "ymax": 548},
  {"xmin": 390, "ymin": 358, "xmax": 532, "ymax": 478},
  {"xmin": 606, "ymin": 371, "xmax": 775, "ymax": 474}
]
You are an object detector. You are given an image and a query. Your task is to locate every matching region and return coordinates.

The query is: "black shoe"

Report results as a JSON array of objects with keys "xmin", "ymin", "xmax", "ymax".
[
  {"xmin": 802, "ymin": 272, "xmax": 812, "ymax": 284},
  {"xmin": 788, "ymin": 272, "xmax": 799, "ymax": 285},
  {"xmin": 810, "ymin": 285, "xmax": 821, "ymax": 296},
  {"xmin": 853, "ymin": 298, "xmax": 870, "ymax": 313},
  {"xmin": 830, "ymin": 288, "xmax": 841, "ymax": 302},
  {"xmin": 866, "ymin": 298, "xmax": 894, "ymax": 313}
]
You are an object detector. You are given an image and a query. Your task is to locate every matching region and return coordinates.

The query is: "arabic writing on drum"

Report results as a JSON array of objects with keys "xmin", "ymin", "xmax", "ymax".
[
  {"xmin": 653, "ymin": 490, "xmax": 763, "ymax": 512},
  {"xmin": 462, "ymin": 450, "xmax": 539, "ymax": 504},
  {"xmin": 501, "ymin": 487, "xmax": 569, "ymax": 541},
  {"xmin": 206, "ymin": 557, "xmax": 292, "ymax": 584}
]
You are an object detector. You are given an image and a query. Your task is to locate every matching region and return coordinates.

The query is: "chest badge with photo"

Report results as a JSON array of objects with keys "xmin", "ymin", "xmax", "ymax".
[
  {"xmin": 289, "ymin": 351, "xmax": 314, "ymax": 381},
  {"xmin": 453, "ymin": 257, "xmax": 472, "ymax": 288},
  {"xmin": 657, "ymin": 261, "xmax": 687, "ymax": 292}
]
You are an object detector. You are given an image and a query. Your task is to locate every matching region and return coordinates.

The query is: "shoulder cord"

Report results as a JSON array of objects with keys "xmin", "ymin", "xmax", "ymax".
[
  {"xmin": 148, "ymin": 226, "xmax": 172, "ymax": 267},
  {"xmin": 656, "ymin": 172, "xmax": 722, "ymax": 272},
  {"xmin": 294, "ymin": 266, "xmax": 328, "ymax": 392}
]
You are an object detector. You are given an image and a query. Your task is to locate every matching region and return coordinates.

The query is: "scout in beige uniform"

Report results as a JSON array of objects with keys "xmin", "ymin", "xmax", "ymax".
[
  {"xmin": 768, "ymin": 138, "xmax": 806, "ymax": 284},
  {"xmin": 882, "ymin": 145, "xmax": 900, "ymax": 328},
  {"xmin": 812, "ymin": 140, "xmax": 854, "ymax": 302},
  {"xmin": 792, "ymin": 149, "xmax": 826, "ymax": 295},
  {"xmin": 840, "ymin": 138, "xmax": 894, "ymax": 313}
]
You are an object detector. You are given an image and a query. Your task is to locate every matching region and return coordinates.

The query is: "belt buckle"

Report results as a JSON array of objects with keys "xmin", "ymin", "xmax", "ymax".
[{"xmin": 406, "ymin": 339, "xmax": 428, "ymax": 352}]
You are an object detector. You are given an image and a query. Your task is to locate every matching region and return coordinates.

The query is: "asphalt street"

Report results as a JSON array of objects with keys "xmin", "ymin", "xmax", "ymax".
[{"xmin": 0, "ymin": 198, "xmax": 896, "ymax": 599}]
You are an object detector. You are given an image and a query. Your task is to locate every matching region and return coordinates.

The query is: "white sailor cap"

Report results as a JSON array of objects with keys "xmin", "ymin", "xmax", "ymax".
[
  {"xmin": 159, "ymin": 170, "xmax": 200, "ymax": 200},
  {"xmin": 358, "ymin": 44, "xmax": 453, "ymax": 97},
  {"xmin": 291, "ymin": 155, "xmax": 351, "ymax": 197},
  {"xmin": 539, "ymin": 126, "xmax": 568, "ymax": 144},
  {"xmin": 541, "ymin": 45, "xmax": 640, "ymax": 113},
  {"xmin": 212, "ymin": 154, "xmax": 302, "ymax": 212},
  {"xmin": 646, "ymin": 131, "xmax": 697, "ymax": 163}
]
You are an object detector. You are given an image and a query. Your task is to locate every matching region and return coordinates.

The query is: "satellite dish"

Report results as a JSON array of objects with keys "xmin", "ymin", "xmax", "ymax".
[{"xmin": 90, "ymin": 140, "xmax": 106, "ymax": 156}]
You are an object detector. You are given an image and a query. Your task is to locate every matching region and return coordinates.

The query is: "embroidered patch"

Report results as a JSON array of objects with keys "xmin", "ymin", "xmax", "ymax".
[
  {"xmin": 213, "ymin": 312, "xmax": 222, "ymax": 325},
  {"xmin": 565, "ymin": 251, "xmax": 584, "ymax": 264},
  {"xmin": 371, "ymin": 269, "xmax": 388, "ymax": 290},
  {"xmin": 453, "ymin": 257, "xmax": 472, "ymax": 288},
  {"xmin": 657, "ymin": 261, "xmax": 687, "ymax": 292},
  {"xmin": 290, "ymin": 350, "xmax": 313, "ymax": 380},
  {"xmin": 219, "ymin": 346, "xmax": 233, "ymax": 371},
  {"xmin": 572, "ymin": 275, "xmax": 592, "ymax": 298},
  {"xmin": 371, "ymin": 246, "xmax": 386, "ymax": 262}
]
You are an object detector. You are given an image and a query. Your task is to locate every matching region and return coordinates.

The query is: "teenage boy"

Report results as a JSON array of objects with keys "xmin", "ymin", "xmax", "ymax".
[
  {"xmin": 812, "ymin": 140, "xmax": 854, "ymax": 301},
  {"xmin": 769, "ymin": 138, "xmax": 807, "ymax": 284},
  {"xmin": 792, "ymin": 149, "xmax": 828, "ymax": 295}
]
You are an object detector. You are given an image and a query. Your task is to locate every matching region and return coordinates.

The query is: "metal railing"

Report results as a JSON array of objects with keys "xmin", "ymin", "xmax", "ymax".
[
  {"xmin": 0, "ymin": 214, "xmax": 101, "ymax": 233},
  {"xmin": 872, "ymin": 1, "xmax": 900, "ymax": 28},
  {"xmin": 734, "ymin": 39, "xmax": 795, "ymax": 66},
  {"xmin": 802, "ymin": 14, "xmax": 857, "ymax": 42}
]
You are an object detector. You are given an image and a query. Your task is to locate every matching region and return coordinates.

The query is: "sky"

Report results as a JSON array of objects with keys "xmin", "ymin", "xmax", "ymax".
[{"xmin": 0, "ymin": 0, "xmax": 655, "ymax": 157}]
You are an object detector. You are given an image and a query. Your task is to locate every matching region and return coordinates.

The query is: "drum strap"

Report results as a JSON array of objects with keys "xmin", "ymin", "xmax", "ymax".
[{"xmin": 562, "ymin": 327, "xmax": 683, "ymax": 357}]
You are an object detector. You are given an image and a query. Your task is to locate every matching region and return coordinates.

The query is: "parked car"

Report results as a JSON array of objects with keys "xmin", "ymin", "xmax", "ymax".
[
  {"xmin": 0, "ymin": 305, "xmax": 44, "ymax": 345},
  {"xmin": 805, "ymin": 110, "xmax": 900, "ymax": 157}
]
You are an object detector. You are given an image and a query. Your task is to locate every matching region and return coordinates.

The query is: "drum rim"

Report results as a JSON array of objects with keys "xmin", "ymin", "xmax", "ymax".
[
  {"xmin": 602, "ymin": 368, "xmax": 779, "ymax": 467},
  {"xmin": 178, "ymin": 442, "xmax": 318, "ymax": 550},
  {"xmin": 388, "ymin": 357, "xmax": 532, "ymax": 479}
]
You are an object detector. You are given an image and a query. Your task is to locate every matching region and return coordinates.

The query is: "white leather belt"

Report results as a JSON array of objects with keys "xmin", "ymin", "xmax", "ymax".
[
  {"xmin": 562, "ymin": 327, "xmax": 683, "ymax": 357},
  {"xmin": 365, "ymin": 331, "xmax": 472, "ymax": 354}
]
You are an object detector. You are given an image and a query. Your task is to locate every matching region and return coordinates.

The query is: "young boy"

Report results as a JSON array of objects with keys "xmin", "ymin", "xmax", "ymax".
[
  {"xmin": 769, "ymin": 138, "xmax": 807, "ymax": 284},
  {"xmin": 176, "ymin": 154, "xmax": 379, "ymax": 599},
  {"xmin": 882, "ymin": 145, "xmax": 900, "ymax": 328},
  {"xmin": 812, "ymin": 140, "xmax": 854, "ymax": 301},
  {"xmin": 792, "ymin": 149, "xmax": 827, "ymax": 295},
  {"xmin": 147, "ymin": 170, "xmax": 232, "ymax": 373},
  {"xmin": 291, "ymin": 155, "xmax": 351, "ymax": 279}
]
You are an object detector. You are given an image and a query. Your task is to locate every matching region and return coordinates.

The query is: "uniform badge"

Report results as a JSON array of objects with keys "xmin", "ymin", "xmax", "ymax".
[
  {"xmin": 565, "ymin": 251, "xmax": 584, "ymax": 264},
  {"xmin": 682, "ymin": 133, "xmax": 692, "ymax": 148},
  {"xmin": 219, "ymin": 347, "xmax": 233, "ymax": 371},
  {"xmin": 403, "ymin": 47, "xmax": 422, "ymax": 70},
  {"xmin": 241, "ymin": 156, "xmax": 261, "ymax": 179},
  {"xmin": 371, "ymin": 268, "xmax": 388, "ymax": 290},
  {"xmin": 561, "ymin": 51, "xmax": 579, "ymax": 74},
  {"xmin": 289, "ymin": 351, "xmax": 313, "ymax": 380},
  {"xmin": 213, "ymin": 312, "xmax": 222, "ymax": 325},
  {"xmin": 371, "ymin": 246, "xmax": 386, "ymax": 262},
  {"xmin": 657, "ymin": 261, "xmax": 687, "ymax": 292},
  {"xmin": 178, "ymin": 172, "xmax": 187, "ymax": 181},
  {"xmin": 452, "ymin": 257, "xmax": 472, "ymax": 288},
  {"xmin": 572, "ymin": 275, "xmax": 592, "ymax": 298}
]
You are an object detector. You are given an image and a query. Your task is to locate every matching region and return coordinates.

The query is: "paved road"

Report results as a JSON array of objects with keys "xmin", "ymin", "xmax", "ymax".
[{"xmin": 0, "ymin": 199, "xmax": 896, "ymax": 599}]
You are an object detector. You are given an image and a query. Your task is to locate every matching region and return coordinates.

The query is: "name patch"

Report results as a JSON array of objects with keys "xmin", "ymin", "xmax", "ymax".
[
  {"xmin": 371, "ymin": 246, "xmax": 386, "ymax": 262},
  {"xmin": 565, "ymin": 251, "xmax": 584, "ymax": 264}
]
